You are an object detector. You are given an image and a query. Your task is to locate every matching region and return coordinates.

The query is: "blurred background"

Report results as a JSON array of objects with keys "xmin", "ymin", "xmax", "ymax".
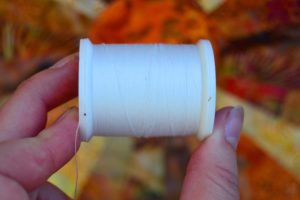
[{"xmin": 1, "ymin": 0, "xmax": 300, "ymax": 199}]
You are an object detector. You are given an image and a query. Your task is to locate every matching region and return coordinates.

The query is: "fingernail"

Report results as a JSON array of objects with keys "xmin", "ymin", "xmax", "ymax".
[
  {"xmin": 55, "ymin": 107, "xmax": 78, "ymax": 124},
  {"xmin": 224, "ymin": 106, "xmax": 244, "ymax": 149},
  {"xmin": 51, "ymin": 53, "xmax": 78, "ymax": 69}
]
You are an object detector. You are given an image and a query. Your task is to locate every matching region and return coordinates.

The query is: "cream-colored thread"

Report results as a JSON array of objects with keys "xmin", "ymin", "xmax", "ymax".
[
  {"xmin": 74, "ymin": 124, "xmax": 80, "ymax": 200},
  {"xmin": 92, "ymin": 44, "xmax": 202, "ymax": 137}
]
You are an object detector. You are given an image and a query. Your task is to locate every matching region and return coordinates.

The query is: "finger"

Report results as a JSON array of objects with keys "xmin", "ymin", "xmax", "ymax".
[
  {"xmin": 29, "ymin": 182, "xmax": 71, "ymax": 200},
  {"xmin": 0, "ymin": 174, "xmax": 29, "ymax": 200},
  {"xmin": 180, "ymin": 107, "xmax": 244, "ymax": 200},
  {"xmin": 0, "ymin": 108, "xmax": 80, "ymax": 191},
  {"xmin": 0, "ymin": 54, "xmax": 78, "ymax": 142}
]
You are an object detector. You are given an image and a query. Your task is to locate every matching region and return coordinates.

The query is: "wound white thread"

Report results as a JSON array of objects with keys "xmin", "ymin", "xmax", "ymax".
[{"xmin": 79, "ymin": 39, "xmax": 216, "ymax": 141}]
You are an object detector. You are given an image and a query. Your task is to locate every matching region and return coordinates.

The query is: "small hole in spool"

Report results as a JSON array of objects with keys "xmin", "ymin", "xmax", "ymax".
[{"xmin": 84, "ymin": 113, "xmax": 86, "ymax": 116}]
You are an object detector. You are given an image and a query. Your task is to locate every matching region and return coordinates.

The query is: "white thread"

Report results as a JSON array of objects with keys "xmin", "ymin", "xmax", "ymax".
[
  {"xmin": 79, "ymin": 39, "xmax": 216, "ymax": 141},
  {"xmin": 74, "ymin": 123, "xmax": 79, "ymax": 200}
]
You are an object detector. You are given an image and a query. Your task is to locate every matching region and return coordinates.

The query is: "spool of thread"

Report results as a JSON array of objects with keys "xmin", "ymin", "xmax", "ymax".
[{"xmin": 79, "ymin": 38, "xmax": 216, "ymax": 141}]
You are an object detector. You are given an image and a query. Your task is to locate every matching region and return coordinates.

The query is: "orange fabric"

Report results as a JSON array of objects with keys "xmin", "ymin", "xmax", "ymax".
[{"xmin": 89, "ymin": 0, "xmax": 210, "ymax": 44}]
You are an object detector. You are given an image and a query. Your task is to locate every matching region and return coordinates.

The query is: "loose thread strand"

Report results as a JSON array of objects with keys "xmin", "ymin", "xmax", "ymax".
[{"xmin": 74, "ymin": 124, "xmax": 80, "ymax": 200}]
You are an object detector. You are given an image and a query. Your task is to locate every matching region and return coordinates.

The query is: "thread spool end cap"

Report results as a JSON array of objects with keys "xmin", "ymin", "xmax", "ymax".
[{"xmin": 197, "ymin": 40, "xmax": 216, "ymax": 139}]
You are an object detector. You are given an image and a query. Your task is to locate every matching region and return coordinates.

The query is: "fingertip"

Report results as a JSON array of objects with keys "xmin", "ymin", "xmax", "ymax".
[
  {"xmin": 213, "ymin": 107, "xmax": 233, "ymax": 133},
  {"xmin": 54, "ymin": 107, "xmax": 78, "ymax": 126},
  {"xmin": 0, "ymin": 54, "xmax": 79, "ymax": 141},
  {"xmin": 181, "ymin": 107, "xmax": 242, "ymax": 200},
  {"xmin": 37, "ymin": 107, "xmax": 80, "ymax": 169},
  {"xmin": 211, "ymin": 106, "xmax": 244, "ymax": 150},
  {"xmin": 49, "ymin": 107, "xmax": 81, "ymax": 145},
  {"xmin": 224, "ymin": 106, "xmax": 244, "ymax": 149},
  {"xmin": 51, "ymin": 53, "xmax": 79, "ymax": 69}
]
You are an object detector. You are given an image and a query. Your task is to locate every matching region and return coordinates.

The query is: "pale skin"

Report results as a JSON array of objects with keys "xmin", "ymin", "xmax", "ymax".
[{"xmin": 0, "ymin": 54, "xmax": 243, "ymax": 200}]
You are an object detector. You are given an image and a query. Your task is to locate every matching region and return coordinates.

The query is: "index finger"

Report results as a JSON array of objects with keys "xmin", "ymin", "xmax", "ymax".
[
  {"xmin": 0, "ymin": 108, "xmax": 79, "ymax": 191},
  {"xmin": 0, "ymin": 54, "xmax": 78, "ymax": 142}
]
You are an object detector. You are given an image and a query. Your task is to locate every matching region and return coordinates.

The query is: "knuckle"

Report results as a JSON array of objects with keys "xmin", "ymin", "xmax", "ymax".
[
  {"xmin": 30, "ymin": 142, "xmax": 56, "ymax": 178},
  {"xmin": 210, "ymin": 164, "xmax": 240, "ymax": 199}
]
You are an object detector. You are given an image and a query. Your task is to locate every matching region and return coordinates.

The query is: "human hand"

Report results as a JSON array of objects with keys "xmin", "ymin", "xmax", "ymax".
[
  {"xmin": 0, "ymin": 54, "xmax": 79, "ymax": 200},
  {"xmin": 180, "ymin": 107, "xmax": 244, "ymax": 200},
  {"xmin": 0, "ymin": 54, "xmax": 243, "ymax": 200}
]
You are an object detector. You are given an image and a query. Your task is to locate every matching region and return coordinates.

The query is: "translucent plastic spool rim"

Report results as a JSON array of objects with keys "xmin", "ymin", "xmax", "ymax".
[
  {"xmin": 79, "ymin": 39, "xmax": 216, "ymax": 141},
  {"xmin": 79, "ymin": 39, "xmax": 93, "ymax": 141},
  {"xmin": 197, "ymin": 40, "xmax": 216, "ymax": 139}
]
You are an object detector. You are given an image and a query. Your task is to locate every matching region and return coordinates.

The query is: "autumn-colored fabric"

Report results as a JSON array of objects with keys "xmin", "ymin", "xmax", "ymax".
[
  {"xmin": 82, "ymin": 1, "xmax": 300, "ymax": 199},
  {"xmin": 89, "ymin": 0, "xmax": 210, "ymax": 44}
]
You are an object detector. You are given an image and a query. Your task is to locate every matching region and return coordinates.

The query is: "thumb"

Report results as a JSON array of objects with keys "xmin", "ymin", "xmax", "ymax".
[{"xmin": 180, "ymin": 107, "xmax": 244, "ymax": 200}]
